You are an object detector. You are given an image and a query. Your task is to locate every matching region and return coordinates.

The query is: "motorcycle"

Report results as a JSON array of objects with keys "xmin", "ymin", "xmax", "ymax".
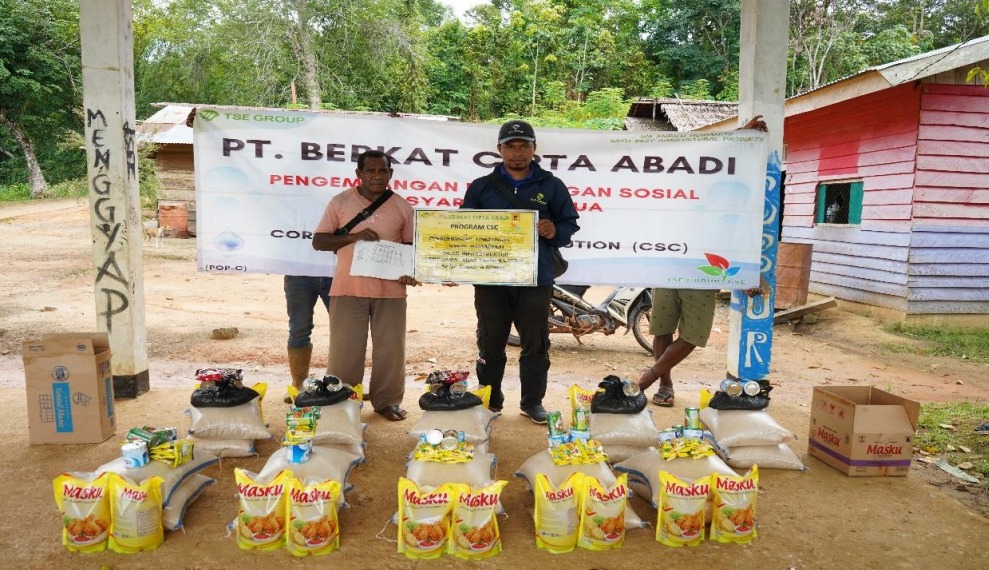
[{"xmin": 507, "ymin": 285, "xmax": 654, "ymax": 355}]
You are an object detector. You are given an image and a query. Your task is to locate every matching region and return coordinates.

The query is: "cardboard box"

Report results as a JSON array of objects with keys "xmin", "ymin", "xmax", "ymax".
[
  {"xmin": 808, "ymin": 386, "xmax": 920, "ymax": 476},
  {"xmin": 23, "ymin": 333, "xmax": 116, "ymax": 444}
]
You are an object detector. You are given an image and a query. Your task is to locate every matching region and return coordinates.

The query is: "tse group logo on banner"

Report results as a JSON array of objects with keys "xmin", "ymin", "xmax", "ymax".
[{"xmin": 193, "ymin": 108, "xmax": 768, "ymax": 288}]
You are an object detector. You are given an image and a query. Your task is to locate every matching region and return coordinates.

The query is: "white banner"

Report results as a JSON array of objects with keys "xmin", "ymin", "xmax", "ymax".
[{"xmin": 193, "ymin": 107, "xmax": 767, "ymax": 288}]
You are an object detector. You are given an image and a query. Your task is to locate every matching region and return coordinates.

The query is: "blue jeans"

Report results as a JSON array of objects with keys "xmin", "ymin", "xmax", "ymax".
[{"xmin": 284, "ymin": 276, "xmax": 331, "ymax": 348}]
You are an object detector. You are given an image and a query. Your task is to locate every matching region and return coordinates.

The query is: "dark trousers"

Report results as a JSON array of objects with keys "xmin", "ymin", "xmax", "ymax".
[
  {"xmin": 284, "ymin": 276, "xmax": 331, "ymax": 348},
  {"xmin": 473, "ymin": 285, "xmax": 552, "ymax": 410}
]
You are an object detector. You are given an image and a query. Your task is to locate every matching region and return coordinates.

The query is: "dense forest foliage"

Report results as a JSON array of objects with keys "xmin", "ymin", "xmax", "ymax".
[{"xmin": 1, "ymin": 0, "xmax": 986, "ymax": 197}]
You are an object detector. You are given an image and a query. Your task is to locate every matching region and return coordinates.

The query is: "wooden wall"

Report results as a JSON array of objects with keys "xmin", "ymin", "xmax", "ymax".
[
  {"xmin": 781, "ymin": 83, "xmax": 921, "ymax": 312},
  {"xmin": 907, "ymin": 83, "xmax": 989, "ymax": 314},
  {"xmin": 152, "ymin": 144, "xmax": 196, "ymax": 234}
]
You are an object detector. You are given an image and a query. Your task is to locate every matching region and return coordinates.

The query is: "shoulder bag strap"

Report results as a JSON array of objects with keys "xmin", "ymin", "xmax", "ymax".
[{"xmin": 335, "ymin": 190, "xmax": 394, "ymax": 235}]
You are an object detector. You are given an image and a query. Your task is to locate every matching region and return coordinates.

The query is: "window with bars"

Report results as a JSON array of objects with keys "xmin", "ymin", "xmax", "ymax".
[{"xmin": 816, "ymin": 181, "xmax": 863, "ymax": 225}]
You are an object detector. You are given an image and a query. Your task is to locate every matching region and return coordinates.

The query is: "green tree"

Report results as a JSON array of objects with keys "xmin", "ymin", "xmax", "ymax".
[{"xmin": 0, "ymin": 0, "xmax": 82, "ymax": 197}]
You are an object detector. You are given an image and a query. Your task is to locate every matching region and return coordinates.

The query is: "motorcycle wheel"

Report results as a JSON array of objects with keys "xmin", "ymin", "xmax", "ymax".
[{"xmin": 629, "ymin": 301, "xmax": 654, "ymax": 356}]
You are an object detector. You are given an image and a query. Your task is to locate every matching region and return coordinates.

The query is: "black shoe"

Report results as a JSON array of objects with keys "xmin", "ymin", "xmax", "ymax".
[
  {"xmin": 488, "ymin": 405, "xmax": 503, "ymax": 413},
  {"xmin": 520, "ymin": 404, "xmax": 548, "ymax": 424}
]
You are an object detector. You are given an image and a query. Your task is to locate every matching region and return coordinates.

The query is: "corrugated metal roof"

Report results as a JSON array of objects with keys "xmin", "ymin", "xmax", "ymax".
[
  {"xmin": 136, "ymin": 103, "xmax": 460, "ymax": 145},
  {"xmin": 627, "ymin": 98, "xmax": 738, "ymax": 132}
]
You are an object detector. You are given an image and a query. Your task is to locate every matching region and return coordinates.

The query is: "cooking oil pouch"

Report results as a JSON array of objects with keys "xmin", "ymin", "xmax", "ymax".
[
  {"xmin": 656, "ymin": 471, "xmax": 709, "ymax": 547},
  {"xmin": 235, "ymin": 468, "xmax": 291, "ymax": 551},
  {"xmin": 53, "ymin": 471, "xmax": 112, "ymax": 553},
  {"xmin": 578, "ymin": 473, "xmax": 628, "ymax": 551},
  {"xmin": 287, "ymin": 477, "xmax": 342, "ymax": 557},
  {"xmin": 448, "ymin": 480, "xmax": 508, "ymax": 560},
  {"xmin": 108, "ymin": 472, "xmax": 164, "ymax": 553},
  {"xmin": 397, "ymin": 478, "xmax": 460, "ymax": 560},
  {"xmin": 533, "ymin": 471, "xmax": 583, "ymax": 554},
  {"xmin": 710, "ymin": 465, "xmax": 758, "ymax": 545}
]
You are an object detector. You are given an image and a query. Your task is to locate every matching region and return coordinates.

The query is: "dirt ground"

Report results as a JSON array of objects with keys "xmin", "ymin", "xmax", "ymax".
[{"xmin": 1, "ymin": 199, "xmax": 987, "ymax": 569}]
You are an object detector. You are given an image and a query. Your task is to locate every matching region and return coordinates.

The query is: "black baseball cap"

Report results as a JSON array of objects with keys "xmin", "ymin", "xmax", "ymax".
[{"xmin": 498, "ymin": 120, "xmax": 536, "ymax": 144}]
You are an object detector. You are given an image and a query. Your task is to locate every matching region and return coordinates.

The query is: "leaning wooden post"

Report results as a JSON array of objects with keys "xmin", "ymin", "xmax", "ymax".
[
  {"xmin": 727, "ymin": 0, "xmax": 789, "ymax": 381},
  {"xmin": 80, "ymin": 0, "xmax": 149, "ymax": 397}
]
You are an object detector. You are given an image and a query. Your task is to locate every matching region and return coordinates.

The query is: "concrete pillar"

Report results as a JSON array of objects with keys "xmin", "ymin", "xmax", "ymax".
[
  {"xmin": 727, "ymin": 0, "xmax": 789, "ymax": 380},
  {"xmin": 80, "ymin": 0, "xmax": 149, "ymax": 398}
]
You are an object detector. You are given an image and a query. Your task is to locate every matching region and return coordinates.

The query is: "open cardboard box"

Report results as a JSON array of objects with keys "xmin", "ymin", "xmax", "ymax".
[
  {"xmin": 808, "ymin": 386, "xmax": 920, "ymax": 477},
  {"xmin": 22, "ymin": 333, "xmax": 116, "ymax": 444}
]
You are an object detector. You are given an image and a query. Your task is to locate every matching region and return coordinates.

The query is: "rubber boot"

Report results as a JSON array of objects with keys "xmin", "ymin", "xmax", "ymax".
[{"xmin": 285, "ymin": 345, "xmax": 313, "ymax": 403}]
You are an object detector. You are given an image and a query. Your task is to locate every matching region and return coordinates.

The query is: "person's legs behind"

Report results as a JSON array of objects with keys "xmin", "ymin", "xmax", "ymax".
[
  {"xmin": 474, "ymin": 286, "xmax": 514, "ymax": 412},
  {"xmin": 284, "ymin": 275, "xmax": 323, "ymax": 403},
  {"xmin": 513, "ymin": 285, "xmax": 552, "ymax": 424},
  {"xmin": 368, "ymin": 297, "xmax": 408, "ymax": 421},
  {"xmin": 328, "ymin": 296, "xmax": 371, "ymax": 391}
]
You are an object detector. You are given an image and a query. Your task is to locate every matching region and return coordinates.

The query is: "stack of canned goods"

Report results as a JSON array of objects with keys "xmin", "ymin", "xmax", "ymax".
[{"xmin": 720, "ymin": 379, "xmax": 762, "ymax": 396}]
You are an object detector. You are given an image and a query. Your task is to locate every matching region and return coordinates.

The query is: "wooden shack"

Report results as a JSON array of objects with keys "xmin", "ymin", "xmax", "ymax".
[{"xmin": 700, "ymin": 37, "xmax": 989, "ymax": 325}]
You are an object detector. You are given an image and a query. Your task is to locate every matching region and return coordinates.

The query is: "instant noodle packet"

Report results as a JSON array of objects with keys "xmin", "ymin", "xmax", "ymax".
[
  {"xmin": 234, "ymin": 468, "xmax": 290, "ymax": 551},
  {"xmin": 53, "ymin": 471, "xmax": 111, "ymax": 553},
  {"xmin": 107, "ymin": 472, "xmax": 165, "ymax": 553},
  {"xmin": 533, "ymin": 471, "xmax": 583, "ymax": 553},
  {"xmin": 578, "ymin": 473, "xmax": 628, "ymax": 551},
  {"xmin": 449, "ymin": 480, "xmax": 508, "ymax": 560},
  {"xmin": 287, "ymin": 477, "xmax": 341, "ymax": 557},
  {"xmin": 710, "ymin": 465, "xmax": 758, "ymax": 545},
  {"xmin": 656, "ymin": 471, "xmax": 709, "ymax": 547},
  {"xmin": 397, "ymin": 478, "xmax": 460, "ymax": 560}
]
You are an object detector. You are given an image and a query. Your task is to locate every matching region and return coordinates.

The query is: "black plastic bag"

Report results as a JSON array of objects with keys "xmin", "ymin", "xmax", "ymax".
[
  {"xmin": 590, "ymin": 375, "xmax": 647, "ymax": 414},
  {"xmin": 294, "ymin": 375, "xmax": 354, "ymax": 407},
  {"xmin": 190, "ymin": 368, "xmax": 260, "ymax": 408},
  {"xmin": 708, "ymin": 380, "xmax": 773, "ymax": 410},
  {"xmin": 418, "ymin": 384, "xmax": 483, "ymax": 411}
]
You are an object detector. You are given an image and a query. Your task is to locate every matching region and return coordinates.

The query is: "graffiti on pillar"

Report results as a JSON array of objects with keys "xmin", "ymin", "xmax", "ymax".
[
  {"xmin": 730, "ymin": 151, "xmax": 781, "ymax": 380},
  {"xmin": 86, "ymin": 108, "xmax": 130, "ymax": 332},
  {"xmin": 123, "ymin": 120, "xmax": 137, "ymax": 179}
]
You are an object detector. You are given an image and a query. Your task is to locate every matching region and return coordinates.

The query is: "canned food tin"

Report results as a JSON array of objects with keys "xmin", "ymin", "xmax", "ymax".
[
  {"xmin": 671, "ymin": 424, "xmax": 684, "ymax": 438},
  {"xmin": 440, "ymin": 430, "xmax": 463, "ymax": 450},
  {"xmin": 742, "ymin": 380, "xmax": 762, "ymax": 396},
  {"xmin": 122, "ymin": 441, "xmax": 149, "ymax": 469},
  {"xmin": 424, "ymin": 429, "xmax": 444, "ymax": 446},
  {"xmin": 684, "ymin": 407, "xmax": 701, "ymax": 430},
  {"xmin": 572, "ymin": 408, "xmax": 590, "ymax": 432},
  {"xmin": 720, "ymin": 379, "xmax": 743, "ymax": 396},
  {"xmin": 546, "ymin": 411, "xmax": 565, "ymax": 437},
  {"xmin": 658, "ymin": 428, "xmax": 678, "ymax": 442},
  {"xmin": 682, "ymin": 428, "xmax": 703, "ymax": 440},
  {"xmin": 449, "ymin": 382, "xmax": 467, "ymax": 396},
  {"xmin": 622, "ymin": 380, "xmax": 641, "ymax": 397}
]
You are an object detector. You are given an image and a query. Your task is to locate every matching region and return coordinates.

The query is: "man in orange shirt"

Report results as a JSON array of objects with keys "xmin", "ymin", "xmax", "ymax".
[{"xmin": 312, "ymin": 150, "xmax": 418, "ymax": 421}]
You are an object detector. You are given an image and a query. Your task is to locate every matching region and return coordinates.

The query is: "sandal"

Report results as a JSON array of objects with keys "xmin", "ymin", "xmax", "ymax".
[
  {"xmin": 652, "ymin": 387, "xmax": 675, "ymax": 408},
  {"xmin": 376, "ymin": 405, "xmax": 407, "ymax": 421}
]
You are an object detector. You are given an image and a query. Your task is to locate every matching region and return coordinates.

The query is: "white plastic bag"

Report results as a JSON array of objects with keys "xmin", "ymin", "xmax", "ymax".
[
  {"xmin": 163, "ymin": 473, "xmax": 215, "ymax": 531},
  {"xmin": 406, "ymin": 452, "xmax": 497, "ymax": 489},
  {"xmin": 256, "ymin": 446, "xmax": 361, "ymax": 506},
  {"xmin": 189, "ymin": 437, "xmax": 256, "ymax": 458},
  {"xmin": 186, "ymin": 400, "xmax": 271, "ymax": 440},
  {"xmin": 614, "ymin": 449, "xmax": 736, "ymax": 508},
  {"xmin": 408, "ymin": 408, "xmax": 497, "ymax": 444},
  {"xmin": 514, "ymin": 450, "xmax": 616, "ymax": 490},
  {"xmin": 311, "ymin": 399, "xmax": 364, "ymax": 446},
  {"xmin": 699, "ymin": 408, "xmax": 797, "ymax": 448},
  {"xmin": 726, "ymin": 444, "xmax": 806, "ymax": 471},
  {"xmin": 96, "ymin": 450, "xmax": 219, "ymax": 507},
  {"xmin": 590, "ymin": 409, "xmax": 660, "ymax": 448}
]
